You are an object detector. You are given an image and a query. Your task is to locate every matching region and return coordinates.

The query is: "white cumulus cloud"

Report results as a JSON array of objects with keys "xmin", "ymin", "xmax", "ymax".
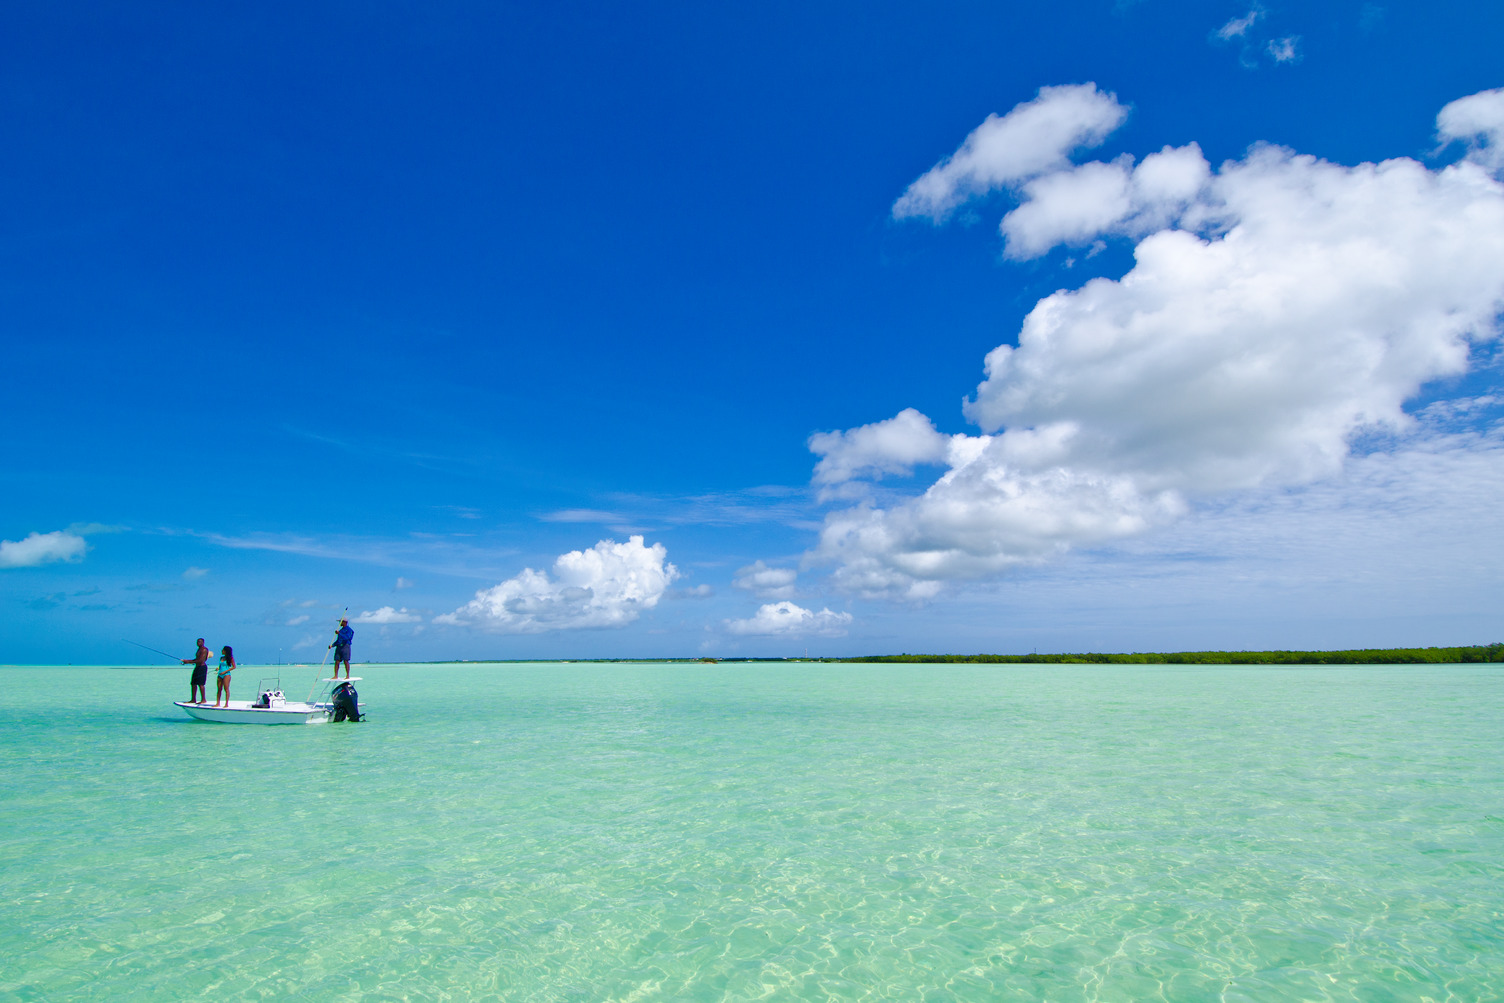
[
  {"xmin": 354, "ymin": 606, "xmax": 421, "ymax": 625},
  {"xmin": 1438, "ymin": 87, "xmax": 1504, "ymax": 174},
  {"xmin": 1001, "ymin": 143, "xmax": 1210, "ymax": 258},
  {"xmin": 436, "ymin": 536, "xmax": 678, "ymax": 633},
  {"xmin": 1001, "ymin": 158, "xmax": 1135, "ymax": 259},
  {"xmin": 0, "ymin": 530, "xmax": 88, "ymax": 569},
  {"xmin": 892, "ymin": 84, "xmax": 1128, "ymax": 222},
  {"xmin": 724, "ymin": 601, "xmax": 853, "ymax": 637},
  {"xmin": 809, "ymin": 407, "xmax": 951, "ymax": 489},
  {"xmin": 822, "ymin": 88, "xmax": 1504, "ymax": 599}
]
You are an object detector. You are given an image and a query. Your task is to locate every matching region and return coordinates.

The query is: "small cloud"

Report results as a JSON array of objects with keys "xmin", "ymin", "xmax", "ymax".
[
  {"xmin": 809, "ymin": 408, "xmax": 951, "ymax": 491},
  {"xmin": 732, "ymin": 560, "xmax": 799, "ymax": 600},
  {"xmin": 1266, "ymin": 36, "xmax": 1300, "ymax": 63},
  {"xmin": 670, "ymin": 584, "xmax": 714, "ymax": 599},
  {"xmin": 182, "ymin": 567, "xmax": 209, "ymax": 580},
  {"xmin": 1437, "ymin": 87, "xmax": 1504, "ymax": 175},
  {"xmin": 724, "ymin": 602, "xmax": 853, "ymax": 637},
  {"xmin": 538, "ymin": 509, "xmax": 626, "ymax": 524},
  {"xmin": 287, "ymin": 614, "xmax": 310, "ymax": 626},
  {"xmin": 27, "ymin": 586, "xmax": 105, "ymax": 610},
  {"xmin": 353, "ymin": 606, "xmax": 421, "ymax": 624},
  {"xmin": 433, "ymin": 505, "xmax": 482, "ymax": 520},
  {"xmin": 1416, "ymin": 395, "xmax": 1501, "ymax": 426},
  {"xmin": 395, "ymin": 576, "xmax": 415, "ymax": 590},
  {"xmin": 67, "ymin": 522, "xmax": 127, "ymax": 535},
  {"xmin": 892, "ymin": 84, "xmax": 1128, "ymax": 222},
  {"xmin": 1211, "ymin": 5, "xmax": 1296, "ymax": 67},
  {"xmin": 1216, "ymin": 7, "xmax": 1263, "ymax": 40},
  {"xmin": 0, "ymin": 530, "xmax": 88, "ymax": 569}
]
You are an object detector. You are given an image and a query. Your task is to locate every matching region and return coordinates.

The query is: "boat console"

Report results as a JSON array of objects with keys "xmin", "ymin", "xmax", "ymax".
[{"xmin": 251, "ymin": 688, "xmax": 286, "ymax": 709}]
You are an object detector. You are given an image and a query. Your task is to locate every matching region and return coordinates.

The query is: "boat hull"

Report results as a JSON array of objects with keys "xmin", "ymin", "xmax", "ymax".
[{"xmin": 174, "ymin": 700, "xmax": 330, "ymax": 725}]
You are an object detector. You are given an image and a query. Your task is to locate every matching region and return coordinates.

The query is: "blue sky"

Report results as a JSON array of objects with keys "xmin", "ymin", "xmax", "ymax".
[{"xmin": 5, "ymin": 1, "xmax": 1504, "ymax": 664}]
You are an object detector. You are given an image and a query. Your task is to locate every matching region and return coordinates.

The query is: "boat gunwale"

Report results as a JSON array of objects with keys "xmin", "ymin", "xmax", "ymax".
[{"xmin": 173, "ymin": 699, "xmax": 332, "ymax": 724}]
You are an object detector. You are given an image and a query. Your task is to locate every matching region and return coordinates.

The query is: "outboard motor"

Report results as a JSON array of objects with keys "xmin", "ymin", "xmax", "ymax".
[{"xmin": 330, "ymin": 681, "xmax": 363, "ymax": 722}]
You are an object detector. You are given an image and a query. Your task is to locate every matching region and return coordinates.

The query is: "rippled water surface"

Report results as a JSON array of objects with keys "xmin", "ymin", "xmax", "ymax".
[{"xmin": 2, "ymin": 662, "xmax": 1501, "ymax": 1001}]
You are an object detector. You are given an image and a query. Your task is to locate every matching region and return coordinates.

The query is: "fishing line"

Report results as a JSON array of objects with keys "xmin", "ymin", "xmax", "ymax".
[{"xmin": 123, "ymin": 639, "xmax": 185, "ymax": 664}]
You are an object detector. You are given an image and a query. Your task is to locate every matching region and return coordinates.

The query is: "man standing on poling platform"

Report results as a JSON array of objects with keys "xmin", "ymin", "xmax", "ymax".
[{"xmin": 329, "ymin": 618, "xmax": 354, "ymax": 679}]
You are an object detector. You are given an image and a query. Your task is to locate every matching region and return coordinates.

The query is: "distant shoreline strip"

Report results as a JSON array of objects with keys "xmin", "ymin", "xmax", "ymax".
[{"xmin": 837, "ymin": 644, "xmax": 1504, "ymax": 665}]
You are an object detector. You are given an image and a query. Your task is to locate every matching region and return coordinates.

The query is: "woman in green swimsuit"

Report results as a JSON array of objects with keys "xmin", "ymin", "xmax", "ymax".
[{"xmin": 214, "ymin": 646, "xmax": 237, "ymax": 707}]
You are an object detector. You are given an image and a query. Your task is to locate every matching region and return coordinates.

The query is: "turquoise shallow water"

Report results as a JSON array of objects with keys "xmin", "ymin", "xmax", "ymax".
[{"xmin": 1, "ymin": 662, "xmax": 1501, "ymax": 1002}]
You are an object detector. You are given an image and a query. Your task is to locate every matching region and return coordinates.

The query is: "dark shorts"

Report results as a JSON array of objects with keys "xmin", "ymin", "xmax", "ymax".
[
  {"xmin": 334, "ymin": 644, "xmax": 351, "ymax": 662},
  {"xmin": 191, "ymin": 665, "xmax": 208, "ymax": 686}
]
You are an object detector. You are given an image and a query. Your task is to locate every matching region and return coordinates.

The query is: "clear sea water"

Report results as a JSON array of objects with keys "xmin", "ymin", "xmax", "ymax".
[{"xmin": 1, "ymin": 662, "xmax": 1501, "ymax": 1002}]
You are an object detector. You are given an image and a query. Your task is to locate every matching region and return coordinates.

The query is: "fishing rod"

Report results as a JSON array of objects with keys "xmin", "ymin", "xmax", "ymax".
[
  {"xmin": 305, "ymin": 607, "xmax": 348, "ymax": 703},
  {"xmin": 123, "ymin": 639, "xmax": 186, "ymax": 664}
]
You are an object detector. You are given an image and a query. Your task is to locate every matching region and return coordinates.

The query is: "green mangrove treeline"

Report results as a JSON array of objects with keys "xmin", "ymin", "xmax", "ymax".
[{"xmin": 840, "ymin": 643, "xmax": 1504, "ymax": 665}]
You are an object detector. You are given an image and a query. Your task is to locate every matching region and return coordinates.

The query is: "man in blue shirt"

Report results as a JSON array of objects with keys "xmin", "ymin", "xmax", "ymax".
[{"xmin": 329, "ymin": 619, "xmax": 354, "ymax": 679}]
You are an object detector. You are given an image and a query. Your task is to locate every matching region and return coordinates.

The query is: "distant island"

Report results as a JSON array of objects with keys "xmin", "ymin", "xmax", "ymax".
[
  {"xmin": 426, "ymin": 644, "xmax": 1504, "ymax": 665},
  {"xmin": 837, "ymin": 643, "xmax": 1504, "ymax": 665}
]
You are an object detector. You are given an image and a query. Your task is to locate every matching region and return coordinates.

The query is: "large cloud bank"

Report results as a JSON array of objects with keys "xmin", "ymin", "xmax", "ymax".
[
  {"xmin": 812, "ymin": 85, "xmax": 1504, "ymax": 599},
  {"xmin": 437, "ymin": 536, "xmax": 678, "ymax": 633},
  {"xmin": 0, "ymin": 530, "xmax": 87, "ymax": 569}
]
